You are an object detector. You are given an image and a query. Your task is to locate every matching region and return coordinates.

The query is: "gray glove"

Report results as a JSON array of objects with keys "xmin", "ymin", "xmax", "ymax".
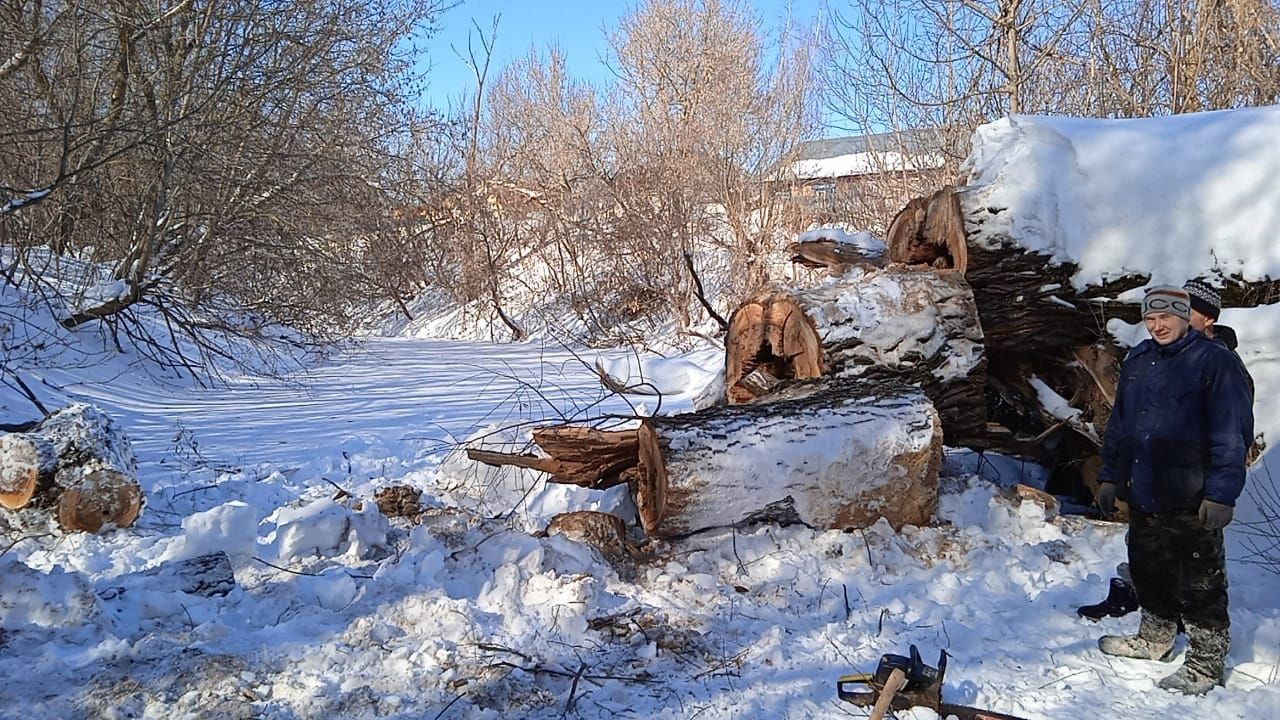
[
  {"xmin": 1096, "ymin": 482, "xmax": 1118, "ymax": 517},
  {"xmin": 1199, "ymin": 499, "xmax": 1234, "ymax": 530}
]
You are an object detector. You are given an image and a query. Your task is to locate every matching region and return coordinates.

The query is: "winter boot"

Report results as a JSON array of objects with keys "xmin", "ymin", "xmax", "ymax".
[
  {"xmin": 1099, "ymin": 612, "xmax": 1177, "ymax": 661},
  {"xmin": 1158, "ymin": 623, "xmax": 1228, "ymax": 695},
  {"xmin": 1078, "ymin": 577, "xmax": 1140, "ymax": 621}
]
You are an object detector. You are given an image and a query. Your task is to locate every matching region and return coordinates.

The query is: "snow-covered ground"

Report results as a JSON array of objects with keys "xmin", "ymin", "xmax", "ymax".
[{"xmin": 4, "ymin": 327, "xmax": 1280, "ymax": 719}]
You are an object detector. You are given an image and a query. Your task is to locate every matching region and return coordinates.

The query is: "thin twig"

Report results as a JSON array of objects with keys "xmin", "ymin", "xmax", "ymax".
[
  {"xmin": 561, "ymin": 662, "xmax": 587, "ymax": 719},
  {"xmin": 683, "ymin": 251, "xmax": 729, "ymax": 331},
  {"xmin": 320, "ymin": 476, "xmax": 352, "ymax": 500},
  {"xmin": 0, "ymin": 532, "xmax": 53, "ymax": 558},
  {"xmin": 431, "ymin": 693, "xmax": 464, "ymax": 720},
  {"xmin": 1033, "ymin": 668, "xmax": 1093, "ymax": 691}
]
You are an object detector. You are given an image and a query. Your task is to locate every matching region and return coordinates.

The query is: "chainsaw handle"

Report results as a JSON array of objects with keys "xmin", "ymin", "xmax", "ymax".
[{"xmin": 868, "ymin": 667, "xmax": 908, "ymax": 720}]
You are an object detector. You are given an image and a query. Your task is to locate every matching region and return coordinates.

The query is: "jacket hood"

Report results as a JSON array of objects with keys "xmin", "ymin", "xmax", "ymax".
[{"xmin": 1214, "ymin": 324, "xmax": 1239, "ymax": 351}]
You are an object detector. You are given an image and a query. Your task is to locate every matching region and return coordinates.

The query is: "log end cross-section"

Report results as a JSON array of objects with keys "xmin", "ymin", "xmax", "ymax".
[
  {"xmin": 725, "ymin": 292, "xmax": 824, "ymax": 404},
  {"xmin": 57, "ymin": 467, "xmax": 144, "ymax": 533},
  {"xmin": 0, "ymin": 433, "xmax": 55, "ymax": 510}
]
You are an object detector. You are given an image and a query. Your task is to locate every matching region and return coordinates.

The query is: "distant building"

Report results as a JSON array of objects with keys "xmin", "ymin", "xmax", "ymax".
[{"xmin": 770, "ymin": 128, "xmax": 952, "ymax": 228}]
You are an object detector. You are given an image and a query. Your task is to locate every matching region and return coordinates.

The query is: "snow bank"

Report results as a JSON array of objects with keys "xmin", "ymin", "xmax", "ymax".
[{"xmin": 964, "ymin": 105, "xmax": 1280, "ymax": 288}]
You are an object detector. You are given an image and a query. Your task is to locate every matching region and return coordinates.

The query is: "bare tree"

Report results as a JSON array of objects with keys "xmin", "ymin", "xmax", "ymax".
[
  {"xmin": 0, "ymin": 0, "xmax": 447, "ymax": 375},
  {"xmin": 824, "ymin": 0, "xmax": 1280, "ymax": 151},
  {"xmin": 601, "ymin": 0, "xmax": 820, "ymax": 324}
]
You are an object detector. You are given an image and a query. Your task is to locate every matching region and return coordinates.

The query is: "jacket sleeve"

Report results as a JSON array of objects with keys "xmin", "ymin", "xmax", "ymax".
[
  {"xmin": 1098, "ymin": 359, "xmax": 1133, "ymax": 487},
  {"xmin": 1203, "ymin": 349, "xmax": 1255, "ymax": 506}
]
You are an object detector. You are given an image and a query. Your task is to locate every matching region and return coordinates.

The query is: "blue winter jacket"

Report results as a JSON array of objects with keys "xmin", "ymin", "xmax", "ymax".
[{"xmin": 1098, "ymin": 329, "xmax": 1254, "ymax": 512}]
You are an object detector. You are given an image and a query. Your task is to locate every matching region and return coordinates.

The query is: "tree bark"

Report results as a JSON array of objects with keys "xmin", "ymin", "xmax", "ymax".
[{"xmin": 471, "ymin": 378, "xmax": 942, "ymax": 538}]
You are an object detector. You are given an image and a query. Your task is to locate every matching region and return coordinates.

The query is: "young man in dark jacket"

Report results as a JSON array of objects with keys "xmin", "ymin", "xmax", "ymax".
[
  {"xmin": 1078, "ymin": 278, "xmax": 1253, "ymax": 621},
  {"xmin": 1095, "ymin": 285, "xmax": 1254, "ymax": 695}
]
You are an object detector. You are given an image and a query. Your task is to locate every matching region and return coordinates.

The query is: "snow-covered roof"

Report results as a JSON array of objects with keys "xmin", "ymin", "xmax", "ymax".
[
  {"xmin": 785, "ymin": 129, "xmax": 948, "ymax": 181},
  {"xmin": 963, "ymin": 105, "xmax": 1280, "ymax": 288}
]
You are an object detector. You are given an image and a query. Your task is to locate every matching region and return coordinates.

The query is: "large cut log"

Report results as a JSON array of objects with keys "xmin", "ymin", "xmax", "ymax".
[
  {"xmin": 723, "ymin": 265, "xmax": 986, "ymax": 446},
  {"xmin": 0, "ymin": 403, "xmax": 143, "ymax": 532},
  {"xmin": 471, "ymin": 378, "xmax": 942, "ymax": 538}
]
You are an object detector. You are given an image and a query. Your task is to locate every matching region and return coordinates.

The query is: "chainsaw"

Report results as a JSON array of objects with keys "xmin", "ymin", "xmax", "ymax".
[{"xmin": 837, "ymin": 645, "xmax": 1033, "ymax": 720}]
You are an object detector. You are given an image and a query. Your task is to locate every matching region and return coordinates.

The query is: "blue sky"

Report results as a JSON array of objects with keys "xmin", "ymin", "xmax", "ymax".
[{"xmin": 419, "ymin": 0, "xmax": 827, "ymax": 113}]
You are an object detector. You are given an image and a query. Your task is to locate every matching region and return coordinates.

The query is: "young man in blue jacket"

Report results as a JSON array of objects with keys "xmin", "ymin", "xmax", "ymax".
[
  {"xmin": 1095, "ymin": 285, "xmax": 1254, "ymax": 695},
  {"xmin": 1077, "ymin": 278, "xmax": 1253, "ymax": 621}
]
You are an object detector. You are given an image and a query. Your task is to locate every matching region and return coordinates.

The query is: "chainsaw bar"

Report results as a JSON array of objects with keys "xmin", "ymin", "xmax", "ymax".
[{"xmin": 837, "ymin": 645, "xmax": 1034, "ymax": 720}]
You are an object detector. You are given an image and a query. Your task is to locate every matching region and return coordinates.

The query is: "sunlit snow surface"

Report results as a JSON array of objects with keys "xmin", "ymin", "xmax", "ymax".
[
  {"xmin": 6, "ymin": 104, "xmax": 1280, "ymax": 718},
  {"xmin": 2, "ymin": 331, "xmax": 1279, "ymax": 719}
]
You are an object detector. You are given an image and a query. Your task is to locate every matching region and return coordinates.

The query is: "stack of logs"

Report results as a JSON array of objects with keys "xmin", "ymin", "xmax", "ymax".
[
  {"xmin": 0, "ymin": 403, "xmax": 143, "ymax": 533},
  {"xmin": 471, "ymin": 183, "xmax": 1273, "ymax": 540},
  {"xmin": 470, "ymin": 260, "xmax": 985, "ymax": 538},
  {"xmin": 473, "ymin": 182, "xmax": 1277, "ymax": 543}
]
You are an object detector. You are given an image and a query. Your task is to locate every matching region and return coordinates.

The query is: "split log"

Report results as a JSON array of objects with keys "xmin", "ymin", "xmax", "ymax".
[
  {"xmin": 787, "ymin": 238, "xmax": 884, "ymax": 273},
  {"xmin": 471, "ymin": 378, "xmax": 942, "ymax": 538},
  {"xmin": 0, "ymin": 403, "xmax": 142, "ymax": 532},
  {"xmin": 723, "ymin": 265, "xmax": 987, "ymax": 446},
  {"xmin": 885, "ymin": 185, "xmax": 968, "ymax": 273}
]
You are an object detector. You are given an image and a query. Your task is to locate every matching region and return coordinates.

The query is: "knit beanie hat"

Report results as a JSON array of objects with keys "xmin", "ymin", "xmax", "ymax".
[
  {"xmin": 1141, "ymin": 285, "xmax": 1191, "ymax": 321},
  {"xmin": 1183, "ymin": 279, "xmax": 1222, "ymax": 320}
]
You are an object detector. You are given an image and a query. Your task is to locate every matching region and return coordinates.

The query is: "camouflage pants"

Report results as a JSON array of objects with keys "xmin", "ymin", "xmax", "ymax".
[
  {"xmin": 1127, "ymin": 509, "xmax": 1229, "ymax": 629},
  {"xmin": 1128, "ymin": 508, "xmax": 1231, "ymax": 679}
]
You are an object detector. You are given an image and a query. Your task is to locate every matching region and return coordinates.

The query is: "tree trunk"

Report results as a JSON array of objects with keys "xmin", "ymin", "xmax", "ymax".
[
  {"xmin": 470, "ymin": 378, "xmax": 942, "ymax": 538},
  {"xmin": 722, "ymin": 265, "xmax": 987, "ymax": 447},
  {"xmin": 0, "ymin": 403, "xmax": 143, "ymax": 532}
]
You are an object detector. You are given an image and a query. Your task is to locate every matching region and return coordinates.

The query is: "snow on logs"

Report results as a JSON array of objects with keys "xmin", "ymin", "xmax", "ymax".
[
  {"xmin": 469, "ymin": 378, "xmax": 942, "ymax": 538},
  {"xmin": 723, "ymin": 265, "xmax": 986, "ymax": 447},
  {"xmin": 0, "ymin": 403, "xmax": 142, "ymax": 532}
]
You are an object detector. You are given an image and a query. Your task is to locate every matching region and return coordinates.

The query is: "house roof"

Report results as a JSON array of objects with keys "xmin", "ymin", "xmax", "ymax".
[
  {"xmin": 782, "ymin": 129, "xmax": 948, "ymax": 180},
  {"xmin": 791, "ymin": 128, "xmax": 944, "ymax": 162}
]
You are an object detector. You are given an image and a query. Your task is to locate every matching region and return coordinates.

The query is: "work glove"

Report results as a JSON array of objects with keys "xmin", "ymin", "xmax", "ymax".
[
  {"xmin": 1199, "ymin": 499, "xmax": 1234, "ymax": 530},
  {"xmin": 1095, "ymin": 482, "xmax": 1118, "ymax": 517}
]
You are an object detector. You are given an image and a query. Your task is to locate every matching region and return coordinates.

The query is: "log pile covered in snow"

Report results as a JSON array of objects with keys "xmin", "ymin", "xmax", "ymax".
[
  {"xmin": 473, "ymin": 106, "xmax": 1280, "ymax": 534},
  {"xmin": 0, "ymin": 403, "xmax": 143, "ymax": 532}
]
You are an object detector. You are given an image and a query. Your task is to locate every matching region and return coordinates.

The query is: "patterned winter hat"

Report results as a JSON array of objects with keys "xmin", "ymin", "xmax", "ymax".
[
  {"xmin": 1141, "ymin": 285, "xmax": 1191, "ymax": 321},
  {"xmin": 1183, "ymin": 279, "xmax": 1221, "ymax": 320}
]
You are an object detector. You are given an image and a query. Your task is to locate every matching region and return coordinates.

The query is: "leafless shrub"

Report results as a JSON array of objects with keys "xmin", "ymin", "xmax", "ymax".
[{"xmin": 0, "ymin": 0, "xmax": 448, "ymax": 375}]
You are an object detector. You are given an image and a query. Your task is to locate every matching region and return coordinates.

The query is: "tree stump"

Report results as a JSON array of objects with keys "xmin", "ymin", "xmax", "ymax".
[
  {"xmin": 471, "ymin": 378, "xmax": 942, "ymax": 538},
  {"xmin": 0, "ymin": 404, "xmax": 143, "ymax": 532},
  {"xmin": 722, "ymin": 265, "xmax": 987, "ymax": 446},
  {"xmin": 546, "ymin": 511, "xmax": 633, "ymax": 572}
]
